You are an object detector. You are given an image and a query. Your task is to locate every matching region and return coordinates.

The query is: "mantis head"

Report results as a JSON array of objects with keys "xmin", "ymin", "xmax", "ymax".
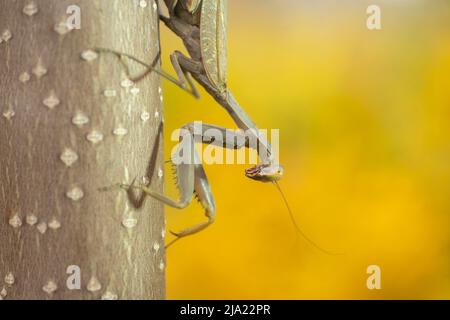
[{"xmin": 245, "ymin": 163, "xmax": 284, "ymax": 183}]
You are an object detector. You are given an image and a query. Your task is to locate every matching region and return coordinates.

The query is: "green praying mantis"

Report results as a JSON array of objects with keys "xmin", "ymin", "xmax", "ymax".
[{"xmin": 97, "ymin": 0, "xmax": 336, "ymax": 253}]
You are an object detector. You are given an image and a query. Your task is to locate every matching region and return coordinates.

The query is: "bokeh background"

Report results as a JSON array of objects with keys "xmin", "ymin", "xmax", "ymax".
[{"xmin": 160, "ymin": 0, "xmax": 450, "ymax": 299}]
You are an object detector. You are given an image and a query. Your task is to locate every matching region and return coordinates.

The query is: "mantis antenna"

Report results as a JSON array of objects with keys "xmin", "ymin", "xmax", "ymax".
[
  {"xmin": 166, "ymin": 235, "xmax": 181, "ymax": 249},
  {"xmin": 167, "ymin": 182, "xmax": 343, "ymax": 254},
  {"xmin": 273, "ymin": 181, "xmax": 341, "ymax": 256}
]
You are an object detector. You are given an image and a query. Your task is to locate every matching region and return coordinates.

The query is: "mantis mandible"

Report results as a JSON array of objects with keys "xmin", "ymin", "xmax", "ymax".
[{"xmin": 98, "ymin": 0, "xmax": 335, "ymax": 253}]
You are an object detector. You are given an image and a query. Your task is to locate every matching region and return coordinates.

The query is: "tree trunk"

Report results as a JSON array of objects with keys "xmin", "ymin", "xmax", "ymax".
[{"xmin": 0, "ymin": 0, "xmax": 165, "ymax": 300}]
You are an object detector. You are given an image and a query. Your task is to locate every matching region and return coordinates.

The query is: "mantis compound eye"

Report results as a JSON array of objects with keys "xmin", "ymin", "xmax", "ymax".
[{"xmin": 245, "ymin": 164, "xmax": 284, "ymax": 183}]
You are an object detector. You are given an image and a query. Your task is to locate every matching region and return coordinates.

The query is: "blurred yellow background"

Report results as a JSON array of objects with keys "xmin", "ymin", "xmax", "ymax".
[{"xmin": 160, "ymin": 0, "xmax": 450, "ymax": 299}]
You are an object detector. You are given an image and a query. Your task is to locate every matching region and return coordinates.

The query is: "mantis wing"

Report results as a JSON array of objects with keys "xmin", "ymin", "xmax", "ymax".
[{"xmin": 200, "ymin": 0, "xmax": 227, "ymax": 92}]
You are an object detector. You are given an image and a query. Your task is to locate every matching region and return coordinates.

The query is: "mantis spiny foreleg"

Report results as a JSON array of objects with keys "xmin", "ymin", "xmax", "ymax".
[{"xmin": 121, "ymin": 121, "xmax": 268, "ymax": 247}]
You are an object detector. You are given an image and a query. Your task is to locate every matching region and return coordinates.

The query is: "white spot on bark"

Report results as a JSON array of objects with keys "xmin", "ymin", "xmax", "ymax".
[
  {"xmin": 159, "ymin": 261, "xmax": 165, "ymax": 271},
  {"xmin": 19, "ymin": 72, "xmax": 31, "ymax": 83},
  {"xmin": 4, "ymin": 273, "xmax": 15, "ymax": 286},
  {"xmin": 103, "ymin": 89, "xmax": 117, "ymax": 97},
  {"xmin": 113, "ymin": 127, "xmax": 128, "ymax": 136},
  {"xmin": 37, "ymin": 222, "xmax": 47, "ymax": 234},
  {"xmin": 43, "ymin": 91, "xmax": 60, "ymax": 109},
  {"xmin": 121, "ymin": 79, "xmax": 134, "ymax": 88},
  {"xmin": 1, "ymin": 29, "xmax": 12, "ymax": 42},
  {"xmin": 66, "ymin": 187, "xmax": 84, "ymax": 201},
  {"xmin": 8, "ymin": 214, "xmax": 22, "ymax": 228},
  {"xmin": 153, "ymin": 242, "xmax": 160, "ymax": 252},
  {"xmin": 60, "ymin": 148, "xmax": 79, "ymax": 167},
  {"xmin": 81, "ymin": 50, "xmax": 98, "ymax": 62},
  {"xmin": 122, "ymin": 215, "xmax": 138, "ymax": 229},
  {"xmin": 72, "ymin": 112, "xmax": 90, "ymax": 127},
  {"xmin": 32, "ymin": 59, "xmax": 47, "ymax": 78},
  {"xmin": 159, "ymin": 87, "xmax": 163, "ymax": 102},
  {"xmin": 139, "ymin": 0, "xmax": 148, "ymax": 8},
  {"xmin": 54, "ymin": 20, "xmax": 71, "ymax": 35},
  {"xmin": 26, "ymin": 214, "xmax": 38, "ymax": 226},
  {"xmin": 158, "ymin": 168, "xmax": 163, "ymax": 179},
  {"xmin": 140, "ymin": 111, "xmax": 150, "ymax": 122},
  {"xmin": 48, "ymin": 219, "xmax": 61, "ymax": 230},
  {"xmin": 0, "ymin": 287, "xmax": 7, "ymax": 298},
  {"xmin": 42, "ymin": 280, "xmax": 58, "ymax": 294},
  {"xmin": 124, "ymin": 167, "xmax": 130, "ymax": 182},
  {"xmin": 130, "ymin": 87, "xmax": 140, "ymax": 95},
  {"xmin": 87, "ymin": 277, "xmax": 102, "ymax": 292},
  {"xmin": 86, "ymin": 130, "xmax": 104, "ymax": 144},
  {"xmin": 23, "ymin": 1, "xmax": 39, "ymax": 16},
  {"xmin": 2, "ymin": 108, "xmax": 15, "ymax": 121},
  {"xmin": 101, "ymin": 291, "xmax": 118, "ymax": 300}
]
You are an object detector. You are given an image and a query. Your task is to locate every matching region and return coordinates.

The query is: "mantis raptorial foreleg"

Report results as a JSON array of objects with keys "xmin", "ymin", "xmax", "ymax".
[
  {"xmin": 124, "ymin": 157, "xmax": 215, "ymax": 249},
  {"xmin": 120, "ymin": 122, "xmax": 214, "ymax": 248},
  {"xmin": 120, "ymin": 121, "xmax": 262, "ymax": 247}
]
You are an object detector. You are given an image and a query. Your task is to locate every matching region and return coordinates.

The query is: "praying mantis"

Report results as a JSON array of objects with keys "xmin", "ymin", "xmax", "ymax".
[{"xmin": 97, "ymin": 0, "xmax": 335, "ymax": 253}]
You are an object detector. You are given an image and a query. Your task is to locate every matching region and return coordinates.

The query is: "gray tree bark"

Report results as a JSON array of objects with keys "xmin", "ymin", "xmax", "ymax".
[{"xmin": 0, "ymin": 0, "xmax": 165, "ymax": 300}]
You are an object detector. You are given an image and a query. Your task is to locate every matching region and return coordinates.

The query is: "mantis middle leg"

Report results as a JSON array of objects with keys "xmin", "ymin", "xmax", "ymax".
[{"xmin": 94, "ymin": 48, "xmax": 201, "ymax": 98}]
